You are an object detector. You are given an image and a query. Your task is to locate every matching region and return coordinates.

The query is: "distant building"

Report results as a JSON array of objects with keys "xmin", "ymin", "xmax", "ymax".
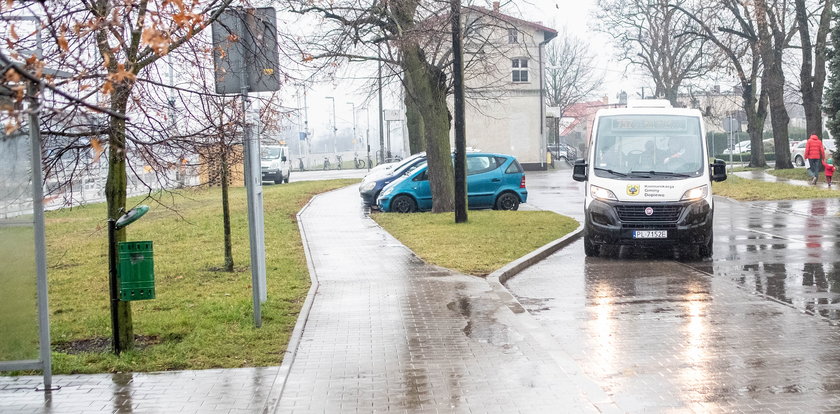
[
  {"xmin": 458, "ymin": 3, "xmax": 558, "ymax": 170},
  {"xmin": 547, "ymin": 97, "xmax": 612, "ymax": 155}
]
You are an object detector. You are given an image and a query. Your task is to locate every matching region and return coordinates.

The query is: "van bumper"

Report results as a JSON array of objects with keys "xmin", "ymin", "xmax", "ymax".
[{"xmin": 584, "ymin": 199, "xmax": 712, "ymax": 246}]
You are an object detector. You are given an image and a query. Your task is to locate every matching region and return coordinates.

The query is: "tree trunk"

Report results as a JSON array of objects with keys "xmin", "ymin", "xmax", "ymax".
[
  {"xmin": 746, "ymin": 84, "xmax": 769, "ymax": 168},
  {"xmin": 402, "ymin": 44, "xmax": 455, "ymax": 213},
  {"xmin": 221, "ymin": 142, "xmax": 234, "ymax": 272},
  {"xmin": 796, "ymin": 0, "xmax": 832, "ymax": 137},
  {"xmin": 754, "ymin": 0, "xmax": 792, "ymax": 169},
  {"xmin": 106, "ymin": 83, "xmax": 133, "ymax": 351},
  {"xmin": 404, "ymin": 92, "xmax": 425, "ymax": 154}
]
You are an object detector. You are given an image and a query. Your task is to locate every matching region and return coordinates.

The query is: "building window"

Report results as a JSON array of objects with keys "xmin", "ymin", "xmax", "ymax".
[
  {"xmin": 512, "ymin": 58, "xmax": 529, "ymax": 83},
  {"xmin": 508, "ymin": 28, "xmax": 518, "ymax": 44}
]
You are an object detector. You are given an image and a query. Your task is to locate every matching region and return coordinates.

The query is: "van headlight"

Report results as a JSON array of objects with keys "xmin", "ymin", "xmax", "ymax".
[
  {"xmin": 360, "ymin": 181, "xmax": 376, "ymax": 192},
  {"xmin": 590, "ymin": 184, "xmax": 617, "ymax": 201},
  {"xmin": 680, "ymin": 185, "xmax": 708, "ymax": 201}
]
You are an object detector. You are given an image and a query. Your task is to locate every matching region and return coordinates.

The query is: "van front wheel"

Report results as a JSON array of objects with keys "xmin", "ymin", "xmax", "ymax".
[
  {"xmin": 699, "ymin": 233, "xmax": 713, "ymax": 258},
  {"xmin": 584, "ymin": 236, "xmax": 600, "ymax": 257}
]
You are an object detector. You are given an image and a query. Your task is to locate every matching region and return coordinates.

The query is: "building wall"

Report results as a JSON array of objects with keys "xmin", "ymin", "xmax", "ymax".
[{"xmin": 457, "ymin": 13, "xmax": 550, "ymax": 169}]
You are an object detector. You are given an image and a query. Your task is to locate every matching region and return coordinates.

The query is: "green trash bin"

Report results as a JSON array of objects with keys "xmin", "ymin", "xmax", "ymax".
[{"xmin": 118, "ymin": 241, "xmax": 155, "ymax": 301}]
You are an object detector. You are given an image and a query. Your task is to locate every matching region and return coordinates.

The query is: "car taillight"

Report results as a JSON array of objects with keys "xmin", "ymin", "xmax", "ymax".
[{"xmin": 519, "ymin": 176, "xmax": 526, "ymax": 188}]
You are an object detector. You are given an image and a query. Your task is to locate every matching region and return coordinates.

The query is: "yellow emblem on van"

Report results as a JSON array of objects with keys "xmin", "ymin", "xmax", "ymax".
[{"xmin": 627, "ymin": 184, "xmax": 640, "ymax": 196}]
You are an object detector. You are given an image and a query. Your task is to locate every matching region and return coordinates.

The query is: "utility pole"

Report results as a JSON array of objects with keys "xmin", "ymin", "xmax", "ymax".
[
  {"xmin": 326, "ymin": 96, "xmax": 337, "ymax": 156},
  {"xmin": 451, "ymin": 0, "xmax": 467, "ymax": 223},
  {"xmin": 347, "ymin": 102, "xmax": 357, "ymax": 153},
  {"xmin": 378, "ymin": 52, "xmax": 385, "ymax": 164}
]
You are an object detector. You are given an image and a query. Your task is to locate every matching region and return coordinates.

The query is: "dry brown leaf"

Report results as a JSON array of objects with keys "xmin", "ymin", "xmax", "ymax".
[
  {"xmin": 9, "ymin": 24, "xmax": 17, "ymax": 41},
  {"xmin": 90, "ymin": 138, "xmax": 105, "ymax": 162},
  {"xmin": 101, "ymin": 80, "xmax": 114, "ymax": 95},
  {"xmin": 57, "ymin": 34, "xmax": 69, "ymax": 52}
]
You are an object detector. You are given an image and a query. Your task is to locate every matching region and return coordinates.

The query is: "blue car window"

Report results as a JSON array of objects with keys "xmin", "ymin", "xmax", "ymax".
[
  {"xmin": 467, "ymin": 156, "xmax": 500, "ymax": 175},
  {"xmin": 505, "ymin": 159, "xmax": 523, "ymax": 174},
  {"xmin": 413, "ymin": 170, "xmax": 428, "ymax": 181}
]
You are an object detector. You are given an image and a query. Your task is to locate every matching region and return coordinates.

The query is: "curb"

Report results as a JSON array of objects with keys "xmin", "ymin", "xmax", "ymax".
[
  {"xmin": 261, "ymin": 194, "xmax": 323, "ymax": 413},
  {"xmin": 488, "ymin": 222, "xmax": 583, "ymax": 286},
  {"xmin": 484, "ymin": 221, "xmax": 582, "ymax": 318}
]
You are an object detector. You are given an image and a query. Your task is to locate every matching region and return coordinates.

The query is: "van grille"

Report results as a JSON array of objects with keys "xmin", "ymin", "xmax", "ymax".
[{"xmin": 615, "ymin": 204, "xmax": 682, "ymax": 222}]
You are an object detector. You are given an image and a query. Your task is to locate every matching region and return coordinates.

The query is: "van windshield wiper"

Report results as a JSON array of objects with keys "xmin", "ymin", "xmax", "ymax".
[
  {"xmin": 594, "ymin": 167, "xmax": 628, "ymax": 177},
  {"xmin": 630, "ymin": 170, "xmax": 692, "ymax": 178}
]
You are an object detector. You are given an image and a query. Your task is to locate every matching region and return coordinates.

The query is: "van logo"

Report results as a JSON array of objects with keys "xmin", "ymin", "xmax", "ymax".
[
  {"xmin": 627, "ymin": 185, "xmax": 640, "ymax": 196},
  {"xmin": 645, "ymin": 207, "xmax": 654, "ymax": 216}
]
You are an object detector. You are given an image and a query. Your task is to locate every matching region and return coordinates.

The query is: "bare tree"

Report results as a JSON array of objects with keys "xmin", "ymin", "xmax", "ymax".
[
  {"xmin": 794, "ymin": 0, "xmax": 832, "ymax": 138},
  {"xmin": 595, "ymin": 0, "xmax": 718, "ymax": 105},
  {"xmin": 544, "ymin": 27, "xmax": 603, "ymax": 117},
  {"xmin": 1, "ymin": 0, "xmax": 239, "ymax": 351},
  {"xmin": 753, "ymin": 0, "xmax": 799, "ymax": 168},
  {"xmin": 672, "ymin": 0, "xmax": 770, "ymax": 168},
  {"xmin": 283, "ymin": 0, "xmax": 535, "ymax": 213}
]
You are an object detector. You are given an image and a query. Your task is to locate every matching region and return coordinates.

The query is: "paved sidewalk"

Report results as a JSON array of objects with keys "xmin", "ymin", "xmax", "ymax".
[
  {"xmin": 0, "ymin": 367, "xmax": 277, "ymax": 413},
  {"xmin": 269, "ymin": 186, "xmax": 610, "ymax": 413}
]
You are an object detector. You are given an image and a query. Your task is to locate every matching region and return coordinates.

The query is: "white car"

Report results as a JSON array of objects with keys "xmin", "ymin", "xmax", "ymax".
[
  {"xmin": 722, "ymin": 140, "xmax": 751, "ymax": 155},
  {"xmin": 792, "ymin": 138, "xmax": 835, "ymax": 167}
]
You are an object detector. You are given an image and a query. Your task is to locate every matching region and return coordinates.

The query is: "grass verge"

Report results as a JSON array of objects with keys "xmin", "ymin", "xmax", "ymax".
[
  {"xmin": 372, "ymin": 210, "xmax": 578, "ymax": 276},
  {"xmin": 20, "ymin": 179, "xmax": 356, "ymax": 374},
  {"xmin": 713, "ymin": 175, "xmax": 835, "ymax": 201},
  {"xmin": 765, "ymin": 167, "xmax": 812, "ymax": 181}
]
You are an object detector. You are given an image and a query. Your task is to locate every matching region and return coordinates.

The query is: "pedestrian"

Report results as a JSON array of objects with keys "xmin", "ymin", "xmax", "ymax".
[
  {"xmin": 805, "ymin": 134, "xmax": 825, "ymax": 185},
  {"xmin": 823, "ymin": 158, "xmax": 835, "ymax": 187}
]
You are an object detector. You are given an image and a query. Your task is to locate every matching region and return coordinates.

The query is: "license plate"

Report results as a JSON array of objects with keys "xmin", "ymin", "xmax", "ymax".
[{"xmin": 633, "ymin": 230, "xmax": 667, "ymax": 239}]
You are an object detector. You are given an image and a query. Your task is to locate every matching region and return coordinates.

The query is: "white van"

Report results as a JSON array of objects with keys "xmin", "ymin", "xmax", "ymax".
[
  {"xmin": 572, "ymin": 100, "xmax": 727, "ymax": 257},
  {"xmin": 261, "ymin": 145, "xmax": 291, "ymax": 184}
]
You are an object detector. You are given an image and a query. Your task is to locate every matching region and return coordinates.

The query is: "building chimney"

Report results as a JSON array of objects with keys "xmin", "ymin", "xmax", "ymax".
[{"xmin": 493, "ymin": 1, "xmax": 500, "ymax": 12}]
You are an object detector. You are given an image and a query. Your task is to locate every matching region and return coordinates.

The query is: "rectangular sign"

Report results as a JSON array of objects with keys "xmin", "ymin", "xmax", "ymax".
[{"xmin": 211, "ymin": 8, "xmax": 280, "ymax": 94}]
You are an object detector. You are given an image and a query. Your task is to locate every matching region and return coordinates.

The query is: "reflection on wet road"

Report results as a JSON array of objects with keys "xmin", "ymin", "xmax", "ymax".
[{"xmin": 509, "ymin": 169, "xmax": 840, "ymax": 410}]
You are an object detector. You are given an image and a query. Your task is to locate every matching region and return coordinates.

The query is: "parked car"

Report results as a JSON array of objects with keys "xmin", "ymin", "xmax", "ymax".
[
  {"xmin": 792, "ymin": 138, "xmax": 835, "ymax": 166},
  {"xmin": 359, "ymin": 153, "xmax": 428, "ymax": 206},
  {"xmin": 377, "ymin": 153, "xmax": 527, "ymax": 212},
  {"xmin": 722, "ymin": 140, "xmax": 751, "ymax": 155},
  {"xmin": 362, "ymin": 152, "xmax": 425, "ymax": 182},
  {"xmin": 548, "ymin": 143, "xmax": 577, "ymax": 163}
]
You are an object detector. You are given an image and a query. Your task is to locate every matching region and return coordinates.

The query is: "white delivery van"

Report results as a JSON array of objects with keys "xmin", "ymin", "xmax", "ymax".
[
  {"xmin": 261, "ymin": 145, "xmax": 291, "ymax": 184},
  {"xmin": 572, "ymin": 100, "xmax": 727, "ymax": 257}
]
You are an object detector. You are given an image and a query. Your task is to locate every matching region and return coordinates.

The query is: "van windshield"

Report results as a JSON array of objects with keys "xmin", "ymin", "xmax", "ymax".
[
  {"xmin": 261, "ymin": 147, "xmax": 283, "ymax": 160},
  {"xmin": 593, "ymin": 115, "xmax": 704, "ymax": 179}
]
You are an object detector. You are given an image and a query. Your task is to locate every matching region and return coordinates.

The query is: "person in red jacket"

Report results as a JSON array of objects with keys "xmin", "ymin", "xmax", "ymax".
[
  {"xmin": 805, "ymin": 134, "xmax": 826, "ymax": 184},
  {"xmin": 823, "ymin": 158, "xmax": 835, "ymax": 187}
]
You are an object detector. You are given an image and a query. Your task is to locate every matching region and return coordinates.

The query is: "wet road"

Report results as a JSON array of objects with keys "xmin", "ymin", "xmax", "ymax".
[{"xmin": 508, "ymin": 168, "xmax": 840, "ymax": 411}]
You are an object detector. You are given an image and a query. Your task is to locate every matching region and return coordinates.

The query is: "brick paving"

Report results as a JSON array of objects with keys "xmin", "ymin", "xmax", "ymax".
[
  {"xmin": 0, "ymin": 367, "xmax": 277, "ymax": 413},
  {"xmin": 271, "ymin": 186, "xmax": 608, "ymax": 413}
]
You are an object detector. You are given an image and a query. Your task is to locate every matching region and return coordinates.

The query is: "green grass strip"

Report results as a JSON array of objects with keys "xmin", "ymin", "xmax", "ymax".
[
  {"xmin": 30, "ymin": 179, "xmax": 357, "ymax": 374},
  {"xmin": 373, "ymin": 210, "xmax": 578, "ymax": 276},
  {"xmin": 713, "ymin": 175, "xmax": 836, "ymax": 201}
]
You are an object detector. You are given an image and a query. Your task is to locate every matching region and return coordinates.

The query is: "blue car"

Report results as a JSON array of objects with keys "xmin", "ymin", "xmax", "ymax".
[
  {"xmin": 377, "ymin": 153, "xmax": 527, "ymax": 212},
  {"xmin": 358, "ymin": 152, "xmax": 428, "ymax": 206}
]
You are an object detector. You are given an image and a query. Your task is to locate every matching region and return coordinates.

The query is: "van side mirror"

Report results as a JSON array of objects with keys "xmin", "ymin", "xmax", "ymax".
[
  {"xmin": 710, "ymin": 159, "xmax": 727, "ymax": 182},
  {"xmin": 281, "ymin": 156, "xmax": 287, "ymax": 162},
  {"xmin": 572, "ymin": 158, "xmax": 588, "ymax": 182}
]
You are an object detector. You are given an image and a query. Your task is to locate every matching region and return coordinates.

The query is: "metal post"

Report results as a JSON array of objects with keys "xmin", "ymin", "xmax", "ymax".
[
  {"xmin": 107, "ymin": 219, "xmax": 121, "ymax": 354},
  {"xmin": 28, "ymin": 81, "xmax": 53, "ymax": 387},
  {"xmin": 238, "ymin": 9, "xmax": 264, "ymax": 327},
  {"xmin": 378, "ymin": 54, "xmax": 385, "ymax": 164},
  {"xmin": 365, "ymin": 106, "xmax": 371, "ymax": 171},
  {"xmin": 451, "ymin": 0, "xmax": 467, "ymax": 223}
]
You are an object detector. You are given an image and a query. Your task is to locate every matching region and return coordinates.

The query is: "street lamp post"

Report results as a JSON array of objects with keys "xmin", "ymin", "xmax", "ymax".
[
  {"xmin": 347, "ymin": 102, "xmax": 357, "ymax": 154},
  {"xmin": 325, "ymin": 96, "xmax": 337, "ymax": 156}
]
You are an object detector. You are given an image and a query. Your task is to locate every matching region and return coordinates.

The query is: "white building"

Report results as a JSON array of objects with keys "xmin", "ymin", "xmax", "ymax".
[{"xmin": 459, "ymin": 3, "xmax": 557, "ymax": 170}]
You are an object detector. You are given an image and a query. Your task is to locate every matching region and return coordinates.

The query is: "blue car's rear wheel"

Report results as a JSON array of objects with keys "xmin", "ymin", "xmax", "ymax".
[
  {"xmin": 494, "ymin": 192, "xmax": 520, "ymax": 211},
  {"xmin": 391, "ymin": 195, "xmax": 417, "ymax": 213}
]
